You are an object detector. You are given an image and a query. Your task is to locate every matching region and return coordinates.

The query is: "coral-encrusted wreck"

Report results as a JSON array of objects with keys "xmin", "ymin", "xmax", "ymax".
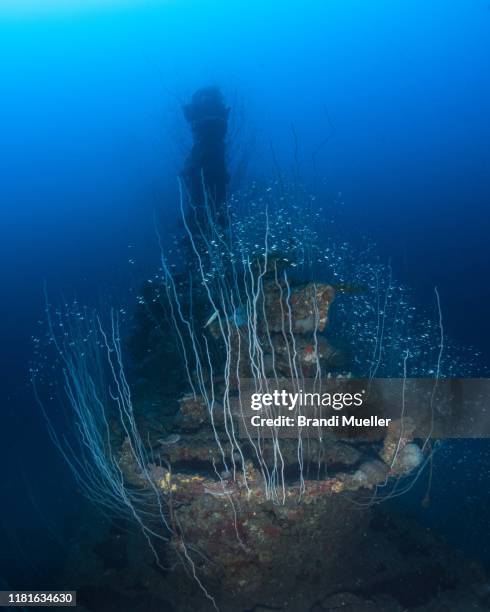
[{"xmin": 118, "ymin": 276, "xmax": 425, "ymax": 611}]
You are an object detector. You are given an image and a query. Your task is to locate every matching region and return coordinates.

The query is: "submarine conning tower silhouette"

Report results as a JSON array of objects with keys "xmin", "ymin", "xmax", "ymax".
[{"xmin": 181, "ymin": 86, "xmax": 230, "ymax": 228}]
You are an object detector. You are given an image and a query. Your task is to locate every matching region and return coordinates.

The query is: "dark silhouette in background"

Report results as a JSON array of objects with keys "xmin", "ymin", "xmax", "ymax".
[{"xmin": 182, "ymin": 86, "xmax": 230, "ymax": 227}]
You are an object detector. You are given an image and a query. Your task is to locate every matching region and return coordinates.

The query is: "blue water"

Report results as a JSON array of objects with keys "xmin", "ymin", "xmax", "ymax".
[{"xmin": 1, "ymin": 0, "xmax": 489, "ymax": 597}]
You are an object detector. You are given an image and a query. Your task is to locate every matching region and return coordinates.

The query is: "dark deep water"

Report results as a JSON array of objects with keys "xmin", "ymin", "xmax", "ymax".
[{"xmin": 1, "ymin": 0, "xmax": 490, "ymax": 608}]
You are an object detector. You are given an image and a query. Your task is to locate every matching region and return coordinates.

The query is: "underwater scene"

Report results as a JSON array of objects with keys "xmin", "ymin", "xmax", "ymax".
[{"xmin": 1, "ymin": 1, "xmax": 490, "ymax": 611}]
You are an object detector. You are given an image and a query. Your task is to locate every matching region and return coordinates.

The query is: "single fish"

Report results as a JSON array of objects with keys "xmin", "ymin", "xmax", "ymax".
[
  {"xmin": 331, "ymin": 283, "xmax": 366, "ymax": 295},
  {"xmin": 157, "ymin": 434, "xmax": 181, "ymax": 446}
]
